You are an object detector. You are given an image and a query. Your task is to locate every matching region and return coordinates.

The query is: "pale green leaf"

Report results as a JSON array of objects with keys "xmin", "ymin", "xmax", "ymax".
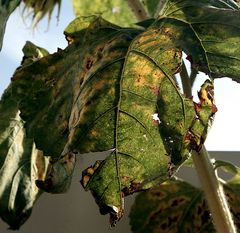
[
  {"xmin": 71, "ymin": 0, "xmax": 136, "ymax": 27},
  {"xmin": 0, "ymin": 0, "xmax": 20, "ymax": 50},
  {"xmin": 0, "ymin": 86, "xmax": 49, "ymax": 230}
]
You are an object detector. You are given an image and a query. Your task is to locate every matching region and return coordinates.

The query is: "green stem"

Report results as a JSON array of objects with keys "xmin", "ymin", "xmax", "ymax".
[
  {"xmin": 180, "ymin": 61, "xmax": 192, "ymax": 97},
  {"xmin": 192, "ymin": 147, "xmax": 237, "ymax": 233},
  {"xmin": 126, "ymin": 0, "xmax": 149, "ymax": 21},
  {"xmin": 154, "ymin": 0, "xmax": 168, "ymax": 18},
  {"xmin": 190, "ymin": 67, "xmax": 198, "ymax": 87},
  {"xmin": 181, "ymin": 62, "xmax": 237, "ymax": 233}
]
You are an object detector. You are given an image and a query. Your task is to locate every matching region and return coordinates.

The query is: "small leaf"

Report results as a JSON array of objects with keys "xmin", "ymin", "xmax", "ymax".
[
  {"xmin": 36, "ymin": 152, "xmax": 76, "ymax": 193},
  {"xmin": 21, "ymin": 41, "xmax": 49, "ymax": 66},
  {"xmin": 213, "ymin": 160, "xmax": 240, "ymax": 176},
  {"xmin": 0, "ymin": 86, "xmax": 49, "ymax": 229}
]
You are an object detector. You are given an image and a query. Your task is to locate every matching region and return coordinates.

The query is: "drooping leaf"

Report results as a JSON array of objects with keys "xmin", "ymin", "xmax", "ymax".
[
  {"xmin": 0, "ymin": 0, "xmax": 20, "ymax": 50},
  {"xmin": 36, "ymin": 152, "xmax": 76, "ymax": 193},
  {"xmin": 0, "ymin": 41, "xmax": 52, "ymax": 229},
  {"xmin": 71, "ymin": 0, "xmax": 136, "ymax": 27},
  {"xmin": 213, "ymin": 160, "xmax": 240, "ymax": 176},
  {"xmin": 153, "ymin": 0, "xmax": 240, "ymax": 82},
  {"xmin": 10, "ymin": 16, "xmax": 216, "ymax": 225},
  {"xmin": 0, "ymin": 86, "xmax": 49, "ymax": 229},
  {"xmin": 130, "ymin": 179, "xmax": 240, "ymax": 233}
]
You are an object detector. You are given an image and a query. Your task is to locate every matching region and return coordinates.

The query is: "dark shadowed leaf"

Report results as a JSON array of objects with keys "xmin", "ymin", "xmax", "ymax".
[
  {"xmin": 0, "ymin": 0, "xmax": 20, "ymax": 50},
  {"xmin": 0, "ymin": 86, "xmax": 49, "ymax": 229},
  {"xmin": 130, "ymin": 179, "xmax": 240, "ymax": 233}
]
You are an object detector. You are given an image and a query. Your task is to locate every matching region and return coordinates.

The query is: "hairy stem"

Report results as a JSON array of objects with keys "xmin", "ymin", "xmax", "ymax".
[
  {"xmin": 192, "ymin": 148, "xmax": 237, "ymax": 233},
  {"xmin": 126, "ymin": 0, "xmax": 149, "ymax": 21}
]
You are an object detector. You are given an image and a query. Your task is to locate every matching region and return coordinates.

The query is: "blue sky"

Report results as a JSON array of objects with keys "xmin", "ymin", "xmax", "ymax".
[{"xmin": 0, "ymin": 2, "xmax": 240, "ymax": 151}]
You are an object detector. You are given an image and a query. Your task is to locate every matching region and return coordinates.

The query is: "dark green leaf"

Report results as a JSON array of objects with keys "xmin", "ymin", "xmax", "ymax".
[
  {"xmin": 0, "ymin": 86, "xmax": 49, "ymax": 229},
  {"xmin": 21, "ymin": 41, "xmax": 50, "ymax": 66},
  {"xmin": 130, "ymin": 180, "xmax": 214, "ymax": 233},
  {"xmin": 153, "ymin": 0, "xmax": 240, "ymax": 81},
  {"xmin": 0, "ymin": 0, "xmax": 20, "ymax": 50}
]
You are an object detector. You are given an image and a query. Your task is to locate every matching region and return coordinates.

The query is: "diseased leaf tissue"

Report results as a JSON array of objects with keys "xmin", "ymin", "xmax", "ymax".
[{"xmin": 1, "ymin": 0, "xmax": 240, "ymax": 229}]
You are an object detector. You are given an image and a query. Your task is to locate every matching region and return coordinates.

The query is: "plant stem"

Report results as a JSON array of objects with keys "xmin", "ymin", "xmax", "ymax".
[
  {"xmin": 192, "ymin": 147, "xmax": 237, "ymax": 233},
  {"xmin": 180, "ymin": 61, "xmax": 192, "ymax": 97},
  {"xmin": 190, "ymin": 67, "xmax": 198, "ymax": 87},
  {"xmin": 180, "ymin": 58, "xmax": 236, "ymax": 233},
  {"xmin": 154, "ymin": 0, "xmax": 168, "ymax": 18},
  {"xmin": 126, "ymin": 0, "xmax": 149, "ymax": 21}
]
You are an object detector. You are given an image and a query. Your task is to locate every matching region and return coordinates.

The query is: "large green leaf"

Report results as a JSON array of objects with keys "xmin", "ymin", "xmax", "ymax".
[
  {"xmin": 0, "ymin": 0, "xmax": 20, "ymax": 50},
  {"xmin": 0, "ymin": 86, "xmax": 49, "ymax": 229},
  {"xmin": 130, "ymin": 179, "xmax": 240, "ymax": 233},
  {"xmin": 9, "ymin": 16, "xmax": 217, "ymax": 225},
  {"xmin": 154, "ymin": 0, "xmax": 240, "ymax": 81}
]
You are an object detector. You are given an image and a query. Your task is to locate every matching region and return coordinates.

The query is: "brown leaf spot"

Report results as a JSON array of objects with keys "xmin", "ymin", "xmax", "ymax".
[
  {"xmin": 186, "ymin": 54, "xmax": 193, "ymax": 63},
  {"xmin": 81, "ymin": 175, "xmax": 90, "ymax": 187}
]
